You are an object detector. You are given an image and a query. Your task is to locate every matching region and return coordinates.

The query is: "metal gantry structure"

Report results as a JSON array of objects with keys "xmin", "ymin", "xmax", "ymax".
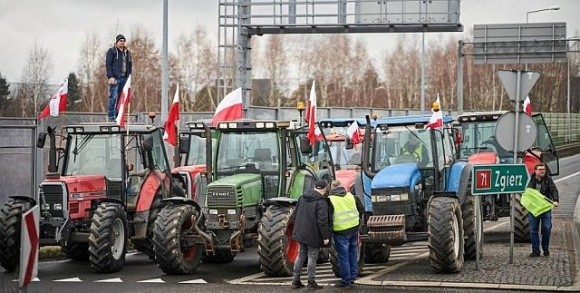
[{"xmin": 217, "ymin": 0, "xmax": 463, "ymax": 111}]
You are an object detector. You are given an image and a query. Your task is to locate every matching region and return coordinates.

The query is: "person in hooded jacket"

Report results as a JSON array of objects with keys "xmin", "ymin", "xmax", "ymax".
[
  {"xmin": 106, "ymin": 34, "xmax": 132, "ymax": 121},
  {"xmin": 289, "ymin": 180, "xmax": 332, "ymax": 290},
  {"xmin": 328, "ymin": 180, "xmax": 364, "ymax": 288}
]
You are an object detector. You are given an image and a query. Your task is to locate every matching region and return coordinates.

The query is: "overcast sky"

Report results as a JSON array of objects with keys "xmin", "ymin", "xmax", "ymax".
[{"xmin": 0, "ymin": 0, "xmax": 578, "ymax": 84}]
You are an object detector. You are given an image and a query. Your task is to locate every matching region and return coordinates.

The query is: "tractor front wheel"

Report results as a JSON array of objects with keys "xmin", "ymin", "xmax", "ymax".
[
  {"xmin": 257, "ymin": 205, "xmax": 296, "ymax": 277},
  {"xmin": 0, "ymin": 199, "xmax": 31, "ymax": 272},
  {"xmin": 88, "ymin": 202, "xmax": 128, "ymax": 273},
  {"xmin": 428, "ymin": 196, "xmax": 464, "ymax": 273}
]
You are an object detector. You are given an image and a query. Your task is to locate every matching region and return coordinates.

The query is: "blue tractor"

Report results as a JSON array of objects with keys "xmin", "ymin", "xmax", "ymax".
[{"xmin": 359, "ymin": 114, "xmax": 477, "ymax": 273}]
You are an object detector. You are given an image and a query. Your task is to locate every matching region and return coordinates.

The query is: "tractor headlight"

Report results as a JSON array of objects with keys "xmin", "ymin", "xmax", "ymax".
[
  {"xmin": 227, "ymin": 209, "xmax": 237, "ymax": 215},
  {"xmin": 400, "ymin": 193, "xmax": 409, "ymax": 201},
  {"xmin": 53, "ymin": 204, "xmax": 63, "ymax": 210},
  {"xmin": 209, "ymin": 209, "xmax": 218, "ymax": 215},
  {"xmin": 42, "ymin": 203, "xmax": 50, "ymax": 210}
]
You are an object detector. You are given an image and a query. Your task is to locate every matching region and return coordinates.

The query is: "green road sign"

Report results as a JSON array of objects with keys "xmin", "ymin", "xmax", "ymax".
[{"xmin": 471, "ymin": 164, "xmax": 530, "ymax": 195}]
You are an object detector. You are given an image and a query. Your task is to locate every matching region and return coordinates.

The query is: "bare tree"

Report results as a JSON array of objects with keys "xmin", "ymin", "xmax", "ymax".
[
  {"xmin": 262, "ymin": 34, "xmax": 287, "ymax": 107},
  {"xmin": 77, "ymin": 32, "xmax": 103, "ymax": 112},
  {"xmin": 19, "ymin": 41, "xmax": 54, "ymax": 117}
]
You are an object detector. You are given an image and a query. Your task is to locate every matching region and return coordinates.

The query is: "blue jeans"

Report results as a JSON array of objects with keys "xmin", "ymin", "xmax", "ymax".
[
  {"xmin": 292, "ymin": 242, "xmax": 320, "ymax": 284},
  {"xmin": 528, "ymin": 211, "xmax": 552, "ymax": 254},
  {"xmin": 333, "ymin": 232, "xmax": 358, "ymax": 285},
  {"xmin": 108, "ymin": 76, "xmax": 128, "ymax": 119}
]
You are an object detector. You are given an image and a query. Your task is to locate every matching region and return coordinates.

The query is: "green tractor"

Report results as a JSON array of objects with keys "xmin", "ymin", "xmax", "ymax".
[{"xmin": 153, "ymin": 120, "xmax": 335, "ymax": 276}]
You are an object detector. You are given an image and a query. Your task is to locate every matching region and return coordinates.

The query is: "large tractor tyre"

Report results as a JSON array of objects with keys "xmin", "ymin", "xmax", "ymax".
[
  {"xmin": 202, "ymin": 249, "xmax": 235, "ymax": 264},
  {"xmin": 514, "ymin": 193, "xmax": 531, "ymax": 243},
  {"xmin": 133, "ymin": 195, "xmax": 162, "ymax": 259},
  {"xmin": 330, "ymin": 240, "xmax": 365, "ymax": 278},
  {"xmin": 257, "ymin": 205, "xmax": 296, "ymax": 277},
  {"xmin": 363, "ymin": 243, "xmax": 391, "ymax": 264},
  {"xmin": 153, "ymin": 204, "xmax": 203, "ymax": 274},
  {"xmin": 428, "ymin": 196, "xmax": 464, "ymax": 274},
  {"xmin": 63, "ymin": 242, "xmax": 90, "ymax": 261},
  {"xmin": 462, "ymin": 194, "xmax": 483, "ymax": 261},
  {"xmin": 88, "ymin": 202, "xmax": 128, "ymax": 273},
  {"xmin": 0, "ymin": 199, "xmax": 31, "ymax": 272}
]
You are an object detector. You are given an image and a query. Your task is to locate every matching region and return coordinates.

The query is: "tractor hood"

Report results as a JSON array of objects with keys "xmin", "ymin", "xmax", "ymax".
[
  {"xmin": 207, "ymin": 173, "xmax": 263, "ymax": 207},
  {"xmin": 371, "ymin": 163, "xmax": 421, "ymax": 189},
  {"xmin": 46, "ymin": 175, "xmax": 108, "ymax": 198}
]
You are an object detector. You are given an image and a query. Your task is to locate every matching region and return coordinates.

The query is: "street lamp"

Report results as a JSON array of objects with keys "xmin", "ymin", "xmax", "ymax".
[
  {"xmin": 567, "ymin": 37, "xmax": 580, "ymax": 143},
  {"xmin": 525, "ymin": 5, "xmax": 560, "ymax": 23}
]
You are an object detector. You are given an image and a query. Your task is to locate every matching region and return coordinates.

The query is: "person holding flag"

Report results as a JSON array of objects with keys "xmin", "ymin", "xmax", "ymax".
[
  {"xmin": 37, "ymin": 79, "xmax": 68, "ymax": 120},
  {"xmin": 106, "ymin": 34, "xmax": 132, "ymax": 122}
]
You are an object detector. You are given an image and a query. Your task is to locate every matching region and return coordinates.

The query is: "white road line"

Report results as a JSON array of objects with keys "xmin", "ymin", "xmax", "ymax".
[
  {"xmin": 137, "ymin": 278, "xmax": 165, "ymax": 283},
  {"xmin": 54, "ymin": 277, "xmax": 82, "ymax": 282},
  {"xmin": 178, "ymin": 279, "xmax": 207, "ymax": 284},
  {"xmin": 555, "ymin": 171, "xmax": 580, "ymax": 183},
  {"xmin": 95, "ymin": 277, "xmax": 123, "ymax": 283}
]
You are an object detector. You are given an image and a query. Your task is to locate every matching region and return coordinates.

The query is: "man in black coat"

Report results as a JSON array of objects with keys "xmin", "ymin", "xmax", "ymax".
[
  {"xmin": 527, "ymin": 162, "xmax": 559, "ymax": 257},
  {"xmin": 289, "ymin": 180, "xmax": 332, "ymax": 290}
]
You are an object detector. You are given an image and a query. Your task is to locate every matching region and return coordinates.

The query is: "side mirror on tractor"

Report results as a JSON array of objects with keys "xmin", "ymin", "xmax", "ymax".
[
  {"xmin": 37, "ymin": 132, "xmax": 47, "ymax": 148},
  {"xmin": 142, "ymin": 135, "xmax": 154, "ymax": 152},
  {"xmin": 300, "ymin": 137, "xmax": 312, "ymax": 154},
  {"xmin": 345, "ymin": 138, "xmax": 354, "ymax": 150},
  {"xmin": 179, "ymin": 137, "xmax": 190, "ymax": 154}
]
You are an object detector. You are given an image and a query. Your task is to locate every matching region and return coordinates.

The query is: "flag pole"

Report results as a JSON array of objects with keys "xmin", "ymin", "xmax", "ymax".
[{"xmin": 126, "ymin": 95, "xmax": 130, "ymax": 135}]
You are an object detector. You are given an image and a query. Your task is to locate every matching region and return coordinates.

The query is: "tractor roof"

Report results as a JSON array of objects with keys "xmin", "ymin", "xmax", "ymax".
[
  {"xmin": 456, "ymin": 111, "xmax": 507, "ymax": 123},
  {"xmin": 374, "ymin": 114, "xmax": 454, "ymax": 127},
  {"xmin": 319, "ymin": 118, "xmax": 375, "ymax": 128},
  {"xmin": 64, "ymin": 123, "xmax": 159, "ymax": 135},
  {"xmin": 216, "ymin": 120, "xmax": 291, "ymax": 131}
]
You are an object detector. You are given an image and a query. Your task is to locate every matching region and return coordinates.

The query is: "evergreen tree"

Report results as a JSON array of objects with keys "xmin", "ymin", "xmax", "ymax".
[
  {"xmin": 67, "ymin": 72, "xmax": 81, "ymax": 111},
  {"xmin": 0, "ymin": 72, "xmax": 11, "ymax": 115}
]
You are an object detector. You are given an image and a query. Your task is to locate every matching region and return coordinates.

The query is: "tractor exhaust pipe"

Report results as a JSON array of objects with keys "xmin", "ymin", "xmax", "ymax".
[
  {"xmin": 46, "ymin": 126, "xmax": 59, "ymax": 178},
  {"xmin": 362, "ymin": 115, "xmax": 376, "ymax": 178}
]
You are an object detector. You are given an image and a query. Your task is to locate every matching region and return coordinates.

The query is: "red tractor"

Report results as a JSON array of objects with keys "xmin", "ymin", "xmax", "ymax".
[{"xmin": 0, "ymin": 122, "xmax": 187, "ymax": 273}]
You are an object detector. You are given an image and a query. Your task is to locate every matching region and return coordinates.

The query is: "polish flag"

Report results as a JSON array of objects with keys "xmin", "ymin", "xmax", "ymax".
[
  {"xmin": 115, "ymin": 75, "xmax": 132, "ymax": 128},
  {"xmin": 212, "ymin": 87, "xmax": 243, "ymax": 126},
  {"xmin": 426, "ymin": 97, "xmax": 443, "ymax": 129},
  {"xmin": 523, "ymin": 96, "xmax": 532, "ymax": 115},
  {"xmin": 163, "ymin": 84, "xmax": 180, "ymax": 146},
  {"xmin": 306, "ymin": 81, "xmax": 322, "ymax": 145},
  {"xmin": 346, "ymin": 120, "xmax": 362, "ymax": 144},
  {"xmin": 37, "ymin": 79, "xmax": 68, "ymax": 120}
]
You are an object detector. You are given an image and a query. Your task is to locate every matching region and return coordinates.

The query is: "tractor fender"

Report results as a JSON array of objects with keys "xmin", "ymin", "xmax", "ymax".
[
  {"xmin": 96, "ymin": 198, "xmax": 124, "ymax": 207},
  {"xmin": 136, "ymin": 171, "xmax": 168, "ymax": 212},
  {"xmin": 446, "ymin": 161, "xmax": 472, "ymax": 205},
  {"xmin": 263, "ymin": 197, "xmax": 298, "ymax": 208},
  {"xmin": 161, "ymin": 197, "xmax": 201, "ymax": 212},
  {"xmin": 8, "ymin": 196, "xmax": 37, "ymax": 207}
]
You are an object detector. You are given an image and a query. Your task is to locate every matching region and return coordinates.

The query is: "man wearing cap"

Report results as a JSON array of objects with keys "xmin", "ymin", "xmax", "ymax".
[
  {"xmin": 289, "ymin": 180, "xmax": 332, "ymax": 290},
  {"xmin": 106, "ymin": 34, "xmax": 132, "ymax": 121}
]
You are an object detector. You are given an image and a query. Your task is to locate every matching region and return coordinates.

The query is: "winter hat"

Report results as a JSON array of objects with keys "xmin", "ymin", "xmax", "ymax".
[
  {"xmin": 314, "ymin": 180, "xmax": 327, "ymax": 190},
  {"xmin": 116, "ymin": 34, "xmax": 126, "ymax": 42}
]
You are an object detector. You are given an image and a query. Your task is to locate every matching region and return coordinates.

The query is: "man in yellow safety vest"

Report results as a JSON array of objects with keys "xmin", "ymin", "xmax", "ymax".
[
  {"xmin": 328, "ymin": 180, "xmax": 364, "ymax": 288},
  {"xmin": 400, "ymin": 133, "xmax": 429, "ymax": 166}
]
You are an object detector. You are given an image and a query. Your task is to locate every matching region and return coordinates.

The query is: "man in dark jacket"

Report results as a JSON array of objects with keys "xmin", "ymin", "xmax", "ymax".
[
  {"xmin": 527, "ymin": 162, "xmax": 559, "ymax": 257},
  {"xmin": 289, "ymin": 180, "xmax": 332, "ymax": 290},
  {"xmin": 106, "ymin": 34, "xmax": 132, "ymax": 121},
  {"xmin": 328, "ymin": 180, "xmax": 364, "ymax": 288}
]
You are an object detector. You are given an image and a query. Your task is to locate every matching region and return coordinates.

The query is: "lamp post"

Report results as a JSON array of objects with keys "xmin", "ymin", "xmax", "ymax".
[
  {"xmin": 568, "ymin": 37, "xmax": 580, "ymax": 143},
  {"xmin": 526, "ymin": 5, "xmax": 560, "ymax": 23}
]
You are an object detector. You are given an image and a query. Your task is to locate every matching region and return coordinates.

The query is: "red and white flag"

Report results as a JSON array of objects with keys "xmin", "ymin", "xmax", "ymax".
[
  {"xmin": 37, "ymin": 79, "xmax": 68, "ymax": 120},
  {"xmin": 115, "ymin": 75, "xmax": 132, "ymax": 128},
  {"xmin": 426, "ymin": 97, "xmax": 443, "ymax": 129},
  {"xmin": 163, "ymin": 84, "xmax": 180, "ymax": 146},
  {"xmin": 212, "ymin": 87, "xmax": 243, "ymax": 126},
  {"xmin": 346, "ymin": 120, "xmax": 362, "ymax": 144},
  {"xmin": 306, "ymin": 81, "xmax": 322, "ymax": 145},
  {"xmin": 523, "ymin": 96, "xmax": 532, "ymax": 115}
]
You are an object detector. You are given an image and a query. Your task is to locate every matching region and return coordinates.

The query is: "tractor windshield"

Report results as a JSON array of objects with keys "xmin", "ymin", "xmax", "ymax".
[
  {"xmin": 459, "ymin": 121, "xmax": 508, "ymax": 159},
  {"xmin": 327, "ymin": 140, "xmax": 362, "ymax": 167},
  {"xmin": 64, "ymin": 133, "xmax": 123, "ymax": 179},
  {"xmin": 185, "ymin": 135, "xmax": 209, "ymax": 166},
  {"xmin": 372, "ymin": 126, "xmax": 433, "ymax": 170},
  {"xmin": 216, "ymin": 131, "xmax": 279, "ymax": 173}
]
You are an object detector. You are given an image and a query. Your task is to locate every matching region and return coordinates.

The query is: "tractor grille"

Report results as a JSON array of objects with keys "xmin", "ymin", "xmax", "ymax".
[
  {"xmin": 41, "ymin": 184, "xmax": 65, "ymax": 218},
  {"xmin": 206, "ymin": 185, "xmax": 238, "ymax": 207}
]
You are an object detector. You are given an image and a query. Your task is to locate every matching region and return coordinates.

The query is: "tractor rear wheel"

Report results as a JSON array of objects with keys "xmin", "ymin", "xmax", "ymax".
[
  {"xmin": 153, "ymin": 203, "xmax": 203, "ymax": 274},
  {"xmin": 88, "ymin": 202, "xmax": 128, "ymax": 273},
  {"xmin": 0, "ymin": 199, "xmax": 31, "ymax": 272},
  {"xmin": 428, "ymin": 196, "xmax": 464, "ymax": 273},
  {"xmin": 514, "ymin": 193, "xmax": 531, "ymax": 243},
  {"xmin": 462, "ymin": 194, "xmax": 483, "ymax": 260},
  {"xmin": 63, "ymin": 242, "xmax": 90, "ymax": 261},
  {"xmin": 257, "ymin": 205, "xmax": 296, "ymax": 277}
]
